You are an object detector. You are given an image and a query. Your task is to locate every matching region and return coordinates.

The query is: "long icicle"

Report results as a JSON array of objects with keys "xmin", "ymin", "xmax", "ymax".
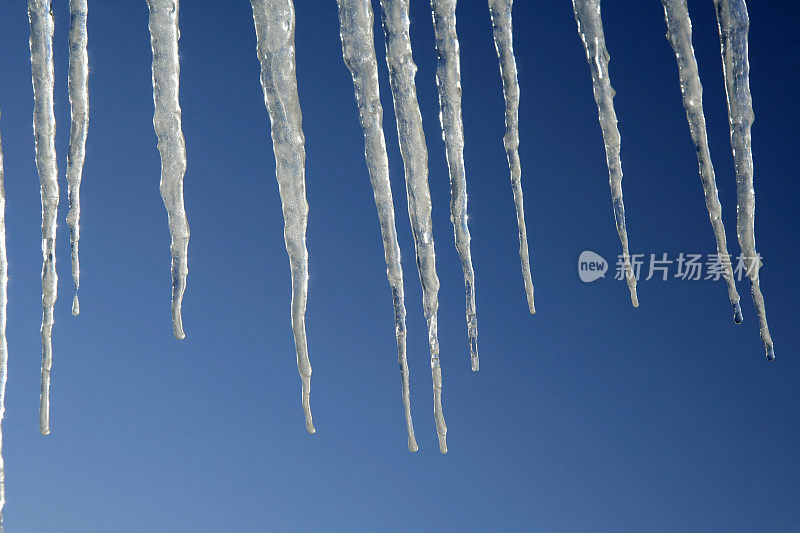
[
  {"xmin": 431, "ymin": 0, "xmax": 479, "ymax": 370},
  {"xmin": 29, "ymin": 0, "xmax": 59, "ymax": 436},
  {"xmin": 380, "ymin": 0, "xmax": 447, "ymax": 453},
  {"xmin": 487, "ymin": 0, "xmax": 535, "ymax": 314},
  {"xmin": 147, "ymin": 0, "xmax": 189, "ymax": 341},
  {"xmin": 336, "ymin": 0, "xmax": 417, "ymax": 451},
  {"xmin": 0, "ymin": 116, "xmax": 9, "ymax": 530},
  {"xmin": 713, "ymin": 0, "xmax": 773, "ymax": 360},
  {"xmin": 661, "ymin": 0, "xmax": 742, "ymax": 323},
  {"xmin": 66, "ymin": 0, "xmax": 88, "ymax": 317},
  {"xmin": 572, "ymin": 0, "xmax": 638, "ymax": 307},
  {"xmin": 251, "ymin": 0, "xmax": 315, "ymax": 433}
]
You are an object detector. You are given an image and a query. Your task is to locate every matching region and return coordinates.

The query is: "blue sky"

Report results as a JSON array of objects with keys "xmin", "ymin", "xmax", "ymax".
[{"xmin": 0, "ymin": 1, "xmax": 797, "ymax": 531}]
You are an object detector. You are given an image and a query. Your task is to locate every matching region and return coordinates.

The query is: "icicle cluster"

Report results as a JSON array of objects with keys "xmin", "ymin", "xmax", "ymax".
[
  {"xmin": 29, "ymin": 0, "xmax": 59, "ymax": 436},
  {"xmin": 572, "ymin": 0, "xmax": 638, "ymax": 308},
  {"xmin": 250, "ymin": 0, "xmax": 315, "ymax": 433},
  {"xmin": 147, "ymin": 0, "xmax": 190, "ymax": 342},
  {"xmin": 66, "ymin": 0, "xmax": 89, "ymax": 317},
  {"xmin": 488, "ymin": 0, "xmax": 536, "ymax": 314},
  {"xmin": 380, "ymin": 0, "xmax": 447, "ymax": 454},
  {"xmin": 336, "ymin": 0, "xmax": 418, "ymax": 451},
  {"xmin": 713, "ymin": 0, "xmax": 773, "ymax": 360},
  {"xmin": 431, "ymin": 0, "xmax": 479, "ymax": 370}
]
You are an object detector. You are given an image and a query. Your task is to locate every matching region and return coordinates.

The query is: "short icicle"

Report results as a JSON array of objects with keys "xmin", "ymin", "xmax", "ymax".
[
  {"xmin": 0, "ymin": 116, "xmax": 9, "ymax": 529},
  {"xmin": 660, "ymin": 0, "xmax": 742, "ymax": 323},
  {"xmin": 29, "ymin": 0, "xmax": 59, "ymax": 436},
  {"xmin": 713, "ymin": 0, "xmax": 773, "ymax": 360},
  {"xmin": 431, "ymin": 0, "xmax": 479, "ymax": 370},
  {"xmin": 147, "ymin": 0, "xmax": 190, "ymax": 341},
  {"xmin": 572, "ymin": 0, "xmax": 638, "ymax": 307},
  {"xmin": 380, "ymin": 0, "xmax": 447, "ymax": 453},
  {"xmin": 251, "ymin": 0, "xmax": 315, "ymax": 433},
  {"xmin": 487, "ymin": 0, "xmax": 535, "ymax": 315},
  {"xmin": 336, "ymin": 0, "xmax": 417, "ymax": 451},
  {"xmin": 67, "ymin": 0, "xmax": 89, "ymax": 317}
]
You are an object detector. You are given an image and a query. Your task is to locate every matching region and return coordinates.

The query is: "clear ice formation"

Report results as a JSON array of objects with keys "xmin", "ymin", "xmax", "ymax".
[
  {"xmin": 572, "ymin": 0, "xmax": 638, "ymax": 308},
  {"xmin": 336, "ymin": 0, "xmax": 418, "ymax": 451},
  {"xmin": 29, "ymin": 0, "xmax": 59, "ymax": 436},
  {"xmin": 430, "ymin": 0, "xmax": 479, "ymax": 370},
  {"xmin": 487, "ymin": 0, "xmax": 535, "ymax": 315},
  {"xmin": 713, "ymin": 0, "xmax": 773, "ymax": 360},
  {"xmin": 0, "ymin": 120, "xmax": 8, "ymax": 527},
  {"xmin": 67, "ymin": 0, "xmax": 89, "ymax": 317},
  {"xmin": 147, "ymin": 0, "xmax": 190, "ymax": 341},
  {"xmin": 251, "ymin": 0, "xmax": 315, "ymax": 433},
  {"xmin": 380, "ymin": 0, "xmax": 447, "ymax": 453},
  {"xmin": 660, "ymin": 0, "xmax": 742, "ymax": 324}
]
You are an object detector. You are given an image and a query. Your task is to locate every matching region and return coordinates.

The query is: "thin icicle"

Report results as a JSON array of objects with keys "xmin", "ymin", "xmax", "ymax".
[
  {"xmin": 714, "ymin": 0, "xmax": 773, "ymax": 360},
  {"xmin": 572, "ymin": 0, "xmax": 638, "ymax": 308},
  {"xmin": 147, "ymin": 0, "xmax": 189, "ymax": 341},
  {"xmin": 66, "ymin": 0, "xmax": 88, "ymax": 317},
  {"xmin": 661, "ymin": 0, "xmax": 742, "ymax": 323},
  {"xmin": 336, "ymin": 0, "xmax": 417, "ymax": 451},
  {"xmin": 380, "ymin": 0, "xmax": 447, "ymax": 453},
  {"xmin": 0, "ymin": 117, "xmax": 9, "ymax": 529},
  {"xmin": 29, "ymin": 0, "xmax": 58, "ymax": 436},
  {"xmin": 251, "ymin": 0, "xmax": 315, "ymax": 433},
  {"xmin": 487, "ymin": 0, "xmax": 535, "ymax": 315},
  {"xmin": 431, "ymin": 0, "xmax": 479, "ymax": 370}
]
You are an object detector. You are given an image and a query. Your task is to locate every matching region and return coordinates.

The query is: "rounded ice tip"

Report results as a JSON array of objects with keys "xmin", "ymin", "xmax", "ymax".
[
  {"xmin": 766, "ymin": 345, "xmax": 775, "ymax": 362},
  {"xmin": 733, "ymin": 301, "xmax": 743, "ymax": 324},
  {"xmin": 408, "ymin": 439, "xmax": 419, "ymax": 453},
  {"xmin": 71, "ymin": 294, "xmax": 80, "ymax": 316},
  {"xmin": 630, "ymin": 287, "xmax": 639, "ymax": 308},
  {"xmin": 306, "ymin": 423, "xmax": 316, "ymax": 434}
]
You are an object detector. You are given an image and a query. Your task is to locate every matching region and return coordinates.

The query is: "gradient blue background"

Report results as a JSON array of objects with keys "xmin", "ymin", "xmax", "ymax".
[{"xmin": 0, "ymin": 0, "xmax": 797, "ymax": 530}]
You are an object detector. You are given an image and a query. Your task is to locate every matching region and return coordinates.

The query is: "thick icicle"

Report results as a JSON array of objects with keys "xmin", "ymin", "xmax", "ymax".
[
  {"xmin": 0, "ymin": 118, "xmax": 8, "ymax": 529},
  {"xmin": 147, "ymin": 0, "xmax": 189, "ymax": 341},
  {"xmin": 714, "ymin": 0, "xmax": 773, "ymax": 360},
  {"xmin": 380, "ymin": 0, "xmax": 447, "ymax": 453},
  {"xmin": 431, "ymin": 0, "xmax": 479, "ymax": 370},
  {"xmin": 336, "ymin": 0, "xmax": 417, "ymax": 451},
  {"xmin": 661, "ymin": 0, "xmax": 742, "ymax": 323},
  {"xmin": 29, "ymin": 0, "xmax": 59, "ymax": 436},
  {"xmin": 572, "ymin": 0, "xmax": 638, "ymax": 307},
  {"xmin": 487, "ymin": 0, "xmax": 535, "ymax": 314},
  {"xmin": 251, "ymin": 0, "xmax": 315, "ymax": 433},
  {"xmin": 66, "ymin": 0, "xmax": 88, "ymax": 317}
]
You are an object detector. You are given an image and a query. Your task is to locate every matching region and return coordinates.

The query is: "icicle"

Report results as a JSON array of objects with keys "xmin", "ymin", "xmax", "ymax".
[
  {"xmin": 380, "ymin": 0, "xmax": 447, "ymax": 453},
  {"xmin": 29, "ymin": 0, "xmax": 58, "ymax": 436},
  {"xmin": 487, "ymin": 0, "xmax": 535, "ymax": 315},
  {"xmin": 0, "ymin": 117, "xmax": 8, "ymax": 530},
  {"xmin": 714, "ymin": 0, "xmax": 773, "ymax": 360},
  {"xmin": 250, "ymin": 0, "xmax": 315, "ymax": 433},
  {"xmin": 431, "ymin": 0, "xmax": 479, "ymax": 370},
  {"xmin": 66, "ymin": 0, "xmax": 88, "ymax": 317},
  {"xmin": 336, "ymin": 0, "xmax": 417, "ymax": 451},
  {"xmin": 661, "ymin": 0, "xmax": 742, "ymax": 323},
  {"xmin": 147, "ymin": 0, "xmax": 189, "ymax": 341},
  {"xmin": 572, "ymin": 0, "xmax": 638, "ymax": 308}
]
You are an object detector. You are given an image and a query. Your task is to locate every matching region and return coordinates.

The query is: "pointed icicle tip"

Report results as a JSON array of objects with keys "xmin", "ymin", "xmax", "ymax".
[
  {"xmin": 733, "ymin": 301, "xmax": 743, "ymax": 324},
  {"xmin": 72, "ymin": 294, "xmax": 80, "ymax": 316},
  {"xmin": 766, "ymin": 344, "xmax": 775, "ymax": 362}
]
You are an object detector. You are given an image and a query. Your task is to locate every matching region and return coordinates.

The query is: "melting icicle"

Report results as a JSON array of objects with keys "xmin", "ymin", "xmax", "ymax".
[
  {"xmin": 380, "ymin": 0, "xmax": 447, "ymax": 453},
  {"xmin": 251, "ymin": 0, "xmax": 315, "ymax": 433},
  {"xmin": 487, "ymin": 0, "xmax": 535, "ymax": 315},
  {"xmin": 147, "ymin": 0, "xmax": 189, "ymax": 341},
  {"xmin": 336, "ymin": 0, "xmax": 417, "ymax": 451},
  {"xmin": 714, "ymin": 0, "xmax": 773, "ymax": 360},
  {"xmin": 572, "ymin": 0, "xmax": 638, "ymax": 308},
  {"xmin": 661, "ymin": 0, "xmax": 742, "ymax": 324},
  {"xmin": 29, "ymin": 0, "xmax": 58, "ymax": 436},
  {"xmin": 431, "ymin": 0, "xmax": 479, "ymax": 370},
  {"xmin": 0, "ymin": 118, "xmax": 8, "ymax": 529},
  {"xmin": 66, "ymin": 0, "xmax": 88, "ymax": 317}
]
